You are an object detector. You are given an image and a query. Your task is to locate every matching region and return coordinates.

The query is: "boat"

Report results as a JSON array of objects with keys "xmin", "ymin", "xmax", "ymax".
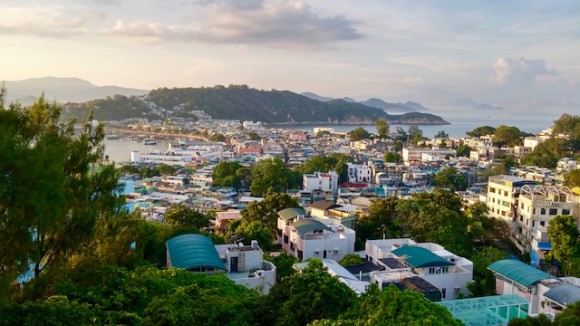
[
  {"xmin": 106, "ymin": 134, "xmax": 120, "ymax": 140},
  {"xmin": 144, "ymin": 139, "xmax": 157, "ymax": 145}
]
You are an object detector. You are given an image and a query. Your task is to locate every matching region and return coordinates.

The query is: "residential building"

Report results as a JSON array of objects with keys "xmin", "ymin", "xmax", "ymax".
[
  {"xmin": 513, "ymin": 185, "xmax": 575, "ymax": 255},
  {"xmin": 486, "ymin": 175, "xmax": 538, "ymax": 222},
  {"xmin": 277, "ymin": 208, "xmax": 355, "ymax": 261},
  {"xmin": 303, "ymin": 171, "xmax": 339, "ymax": 194},
  {"xmin": 365, "ymin": 238, "xmax": 473, "ymax": 301},
  {"xmin": 346, "ymin": 163, "xmax": 373, "ymax": 183}
]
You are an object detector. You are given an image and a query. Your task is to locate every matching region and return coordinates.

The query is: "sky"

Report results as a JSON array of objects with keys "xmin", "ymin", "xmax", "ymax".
[{"xmin": 1, "ymin": 0, "xmax": 579, "ymax": 113}]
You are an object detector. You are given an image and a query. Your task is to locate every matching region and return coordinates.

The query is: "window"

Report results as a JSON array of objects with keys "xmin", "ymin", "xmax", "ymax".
[
  {"xmin": 442, "ymin": 288, "xmax": 447, "ymax": 299},
  {"xmin": 562, "ymin": 209, "xmax": 570, "ymax": 215},
  {"xmin": 504, "ymin": 191, "xmax": 509, "ymax": 196},
  {"xmin": 541, "ymin": 208, "xmax": 546, "ymax": 215},
  {"xmin": 540, "ymin": 221, "xmax": 545, "ymax": 227},
  {"xmin": 283, "ymin": 235, "xmax": 289, "ymax": 244},
  {"xmin": 490, "ymin": 187, "xmax": 496, "ymax": 193},
  {"xmin": 549, "ymin": 208, "xmax": 558, "ymax": 216}
]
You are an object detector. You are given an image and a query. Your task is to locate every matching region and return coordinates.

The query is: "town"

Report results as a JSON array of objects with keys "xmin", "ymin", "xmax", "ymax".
[{"xmin": 92, "ymin": 111, "xmax": 579, "ymax": 325}]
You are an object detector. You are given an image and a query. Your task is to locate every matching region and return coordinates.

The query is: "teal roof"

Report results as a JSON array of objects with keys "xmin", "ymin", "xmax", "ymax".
[
  {"xmin": 488, "ymin": 259, "xmax": 550, "ymax": 287},
  {"xmin": 292, "ymin": 219, "xmax": 331, "ymax": 235},
  {"xmin": 278, "ymin": 207, "xmax": 306, "ymax": 221},
  {"xmin": 392, "ymin": 246, "xmax": 453, "ymax": 268},
  {"xmin": 166, "ymin": 234, "xmax": 226, "ymax": 271}
]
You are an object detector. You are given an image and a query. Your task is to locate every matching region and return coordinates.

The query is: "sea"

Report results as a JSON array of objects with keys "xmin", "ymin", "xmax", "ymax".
[{"xmin": 103, "ymin": 110, "xmax": 561, "ymax": 163}]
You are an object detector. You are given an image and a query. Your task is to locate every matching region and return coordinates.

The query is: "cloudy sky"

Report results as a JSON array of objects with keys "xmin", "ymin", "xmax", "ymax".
[{"xmin": 1, "ymin": 0, "xmax": 579, "ymax": 111}]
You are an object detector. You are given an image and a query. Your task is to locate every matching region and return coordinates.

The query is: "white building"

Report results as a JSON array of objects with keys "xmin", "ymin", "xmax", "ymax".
[
  {"xmin": 366, "ymin": 238, "xmax": 473, "ymax": 301},
  {"xmin": 513, "ymin": 185, "xmax": 575, "ymax": 255},
  {"xmin": 346, "ymin": 163, "xmax": 373, "ymax": 183},
  {"xmin": 277, "ymin": 208, "xmax": 355, "ymax": 262},
  {"xmin": 303, "ymin": 171, "xmax": 339, "ymax": 194},
  {"xmin": 486, "ymin": 175, "xmax": 538, "ymax": 222}
]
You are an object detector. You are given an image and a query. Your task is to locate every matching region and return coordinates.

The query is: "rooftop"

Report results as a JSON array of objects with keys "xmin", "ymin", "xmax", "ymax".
[
  {"xmin": 439, "ymin": 295, "xmax": 529, "ymax": 326},
  {"xmin": 166, "ymin": 234, "xmax": 226, "ymax": 272},
  {"xmin": 292, "ymin": 218, "xmax": 332, "ymax": 235},
  {"xmin": 278, "ymin": 207, "xmax": 306, "ymax": 221},
  {"xmin": 488, "ymin": 259, "xmax": 551, "ymax": 287},
  {"xmin": 392, "ymin": 246, "xmax": 453, "ymax": 268},
  {"xmin": 544, "ymin": 283, "xmax": 580, "ymax": 306}
]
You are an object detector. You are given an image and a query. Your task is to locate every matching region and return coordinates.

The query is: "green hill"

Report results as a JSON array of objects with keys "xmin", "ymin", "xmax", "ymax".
[{"xmin": 146, "ymin": 85, "xmax": 448, "ymax": 124}]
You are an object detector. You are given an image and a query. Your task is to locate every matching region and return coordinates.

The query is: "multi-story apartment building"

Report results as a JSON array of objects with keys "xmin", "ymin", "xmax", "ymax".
[
  {"xmin": 346, "ymin": 162, "xmax": 373, "ymax": 183},
  {"xmin": 303, "ymin": 171, "xmax": 339, "ymax": 194},
  {"xmin": 486, "ymin": 175, "xmax": 537, "ymax": 222},
  {"xmin": 513, "ymin": 185, "xmax": 575, "ymax": 255}
]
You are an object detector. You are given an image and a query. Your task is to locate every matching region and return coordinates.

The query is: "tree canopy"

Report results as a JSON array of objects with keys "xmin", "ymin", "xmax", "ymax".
[
  {"xmin": 250, "ymin": 158, "xmax": 295, "ymax": 196},
  {"xmin": 375, "ymin": 118, "xmax": 389, "ymax": 137},
  {"xmin": 348, "ymin": 127, "xmax": 370, "ymax": 141},
  {"xmin": 467, "ymin": 126, "xmax": 496, "ymax": 137}
]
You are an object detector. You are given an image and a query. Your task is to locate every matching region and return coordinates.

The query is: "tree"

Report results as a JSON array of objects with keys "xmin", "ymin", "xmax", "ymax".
[
  {"xmin": 266, "ymin": 252, "xmax": 297, "ymax": 281},
  {"xmin": 156, "ymin": 164, "xmax": 176, "ymax": 176},
  {"xmin": 456, "ymin": 144, "xmax": 472, "ymax": 157},
  {"xmin": 339, "ymin": 254, "xmax": 364, "ymax": 266},
  {"xmin": 564, "ymin": 169, "xmax": 580, "ymax": 188},
  {"xmin": 522, "ymin": 138, "xmax": 572, "ymax": 169},
  {"xmin": 467, "ymin": 126, "xmax": 496, "ymax": 137},
  {"xmin": 553, "ymin": 113, "xmax": 580, "ymax": 150},
  {"xmin": 212, "ymin": 161, "xmax": 244, "ymax": 188},
  {"xmin": 209, "ymin": 133, "xmax": 226, "ymax": 142},
  {"xmin": 163, "ymin": 205, "xmax": 209, "ymax": 229},
  {"xmin": 434, "ymin": 167, "xmax": 468, "ymax": 191},
  {"xmin": 435, "ymin": 130, "xmax": 449, "ymax": 138},
  {"xmin": 547, "ymin": 215, "xmax": 580, "ymax": 276},
  {"xmin": 224, "ymin": 219, "xmax": 274, "ymax": 251},
  {"xmin": 247, "ymin": 131, "xmax": 261, "ymax": 141},
  {"xmin": 408, "ymin": 125, "xmax": 423, "ymax": 145},
  {"xmin": 250, "ymin": 158, "xmax": 293, "ymax": 196},
  {"xmin": 242, "ymin": 192, "xmax": 300, "ymax": 234},
  {"xmin": 266, "ymin": 259, "xmax": 356, "ymax": 326},
  {"xmin": 0, "ymin": 95, "xmax": 122, "ymax": 291},
  {"xmin": 312, "ymin": 284, "xmax": 462, "ymax": 326},
  {"xmin": 375, "ymin": 118, "xmax": 389, "ymax": 138},
  {"xmin": 384, "ymin": 152, "xmax": 402, "ymax": 163},
  {"xmin": 468, "ymin": 247, "xmax": 509, "ymax": 296},
  {"xmin": 493, "ymin": 125, "xmax": 522, "ymax": 147},
  {"xmin": 348, "ymin": 127, "xmax": 370, "ymax": 141},
  {"xmin": 553, "ymin": 301, "xmax": 580, "ymax": 325}
]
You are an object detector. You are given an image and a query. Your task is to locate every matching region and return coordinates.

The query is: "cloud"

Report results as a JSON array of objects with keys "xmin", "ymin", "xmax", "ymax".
[
  {"xmin": 492, "ymin": 57, "xmax": 557, "ymax": 85},
  {"xmin": 0, "ymin": 6, "xmax": 105, "ymax": 38},
  {"xmin": 109, "ymin": 0, "xmax": 362, "ymax": 45}
]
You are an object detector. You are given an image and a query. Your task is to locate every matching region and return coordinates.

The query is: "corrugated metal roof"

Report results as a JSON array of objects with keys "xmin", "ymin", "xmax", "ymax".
[
  {"xmin": 544, "ymin": 284, "xmax": 580, "ymax": 306},
  {"xmin": 278, "ymin": 207, "xmax": 306, "ymax": 221},
  {"xmin": 488, "ymin": 259, "xmax": 550, "ymax": 287},
  {"xmin": 392, "ymin": 246, "xmax": 453, "ymax": 268},
  {"xmin": 292, "ymin": 218, "xmax": 331, "ymax": 235},
  {"xmin": 166, "ymin": 234, "xmax": 226, "ymax": 271}
]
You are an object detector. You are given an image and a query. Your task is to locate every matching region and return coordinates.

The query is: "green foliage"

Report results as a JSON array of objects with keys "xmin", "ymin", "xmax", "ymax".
[
  {"xmin": 553, "ymin": 113, "xmax": 580, "ymax": 150},
  {"xmin": 564, "ymin": 169, "xmax": 580, "ymax": 188},
  {"xmin": 456, "ymin": 144, "xmax": 472, "ymax": 157},
  {"xmin": 348, "ymin": 127, "xmax": 370, "ymax": 141},
  {"xmin": 553, "ymin": 301, "xmax": 580, "ymax": 325},
  {"xmin": 435, "ymin": 130, "xmax": 449, "ymax": 138},
  {"xmin": 62, "ymin": 94, "xmax": 152, "ymax": 121},
  {"xmin": 163, "ymin": 205, "xmax": 209, "ymax": 229},
  {"xmin": 313, "ymin": 284, "xmax": 462, "ymax": 326},
  {"xmin": 242, "ymin": 192, "xmax": 300, "ymax": 234},
  {"xmin": 147, "ymin": 85, "xmax": 391, "ymax": 124},
  {"xmin": 224, "ymin": 219, "xmax": 274, "ymax": 250},
  {"xmin": 522, "ymin": 138, "xmax": 572, "ymax": 168},
  {"xmin": 468, "ymin": 247, "xmax": 509, "ymax": 296},
  {"xmin": 0, "ymin": 96, "xmax": 122, "ymax": 291},
  {"xmin": 209, "ymin": 133, "xmax": 226, "ymax": 142},
  {"xmin": 267, "ymin": 259, "xmax": 356, "ymax": 326},
  {"xmin": 247, "ymin": 131, "xmax": 261, "ymax": 141},
  {"xmin": 266, "ymin": 252, "xmax": 297, "ymax": 281},
  {"xmin": 547, "ymin": 215, "xmax": 580, "ymax": 276},
  {"xmin": 339, "ymin": 254, "xmax": 364, "ymax": 266},
  {"xmin": 434, "ymin": 167, "xmax": 468, "ymax": 191},
  {"xmin": 384, "ymin": 151, "xmax": 402, "ymax": 163},
  {"xmin": 375, "ymin": 118, "xmax": 389, "ymax": 137},
  {"xmin": 250, "ymin": 158, "xmax": 294, "ymax": 196},
  {"xmin": 493, "ymin": 125, "xmax": 523, "ymax": 147},
  {"xmin": 467, "ymin": 126, "xmax": 496, "ymax": 137},
  {"xmin": 508, "ymin": 313, "xmax": 553, "ymax": 326},
  {"xmin": 212, "ymin": 161, "xmax": 245, "ymax": 188},
  {"xmin": 296, "ymin": 154, "xmax": 353, "ymax": 182},
  {"xmin": 156, "ymin": 163, "xmax": 177, "ymax": 176}
]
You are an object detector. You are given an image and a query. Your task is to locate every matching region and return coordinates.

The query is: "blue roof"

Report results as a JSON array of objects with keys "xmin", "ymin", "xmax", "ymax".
[
  {"xmin": 544, "ymin": 284, "xmax": 580, "ymax": 306},
  {"xmin": 166, "ymin": 234, "xmax": 226, "ymax": 271},
  {"xmin": 537, "ymin": 242, "xmax": 552, "ymax": 250},
  {"xmin": 488, "ymin": 259, "xmax": 550, "ymax": 287},
  {"xmin": 392, "ymin": 246, "xmax": 453, "ymax": 268}
]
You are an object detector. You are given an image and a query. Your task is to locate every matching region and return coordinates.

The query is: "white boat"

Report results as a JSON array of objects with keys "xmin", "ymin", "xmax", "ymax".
[{"xmin": 144, "ymin": 139, "xmax": 157, "ymax": 145}]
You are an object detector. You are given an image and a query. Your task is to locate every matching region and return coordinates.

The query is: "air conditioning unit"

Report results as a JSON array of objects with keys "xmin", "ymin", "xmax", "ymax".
[{"xmin": 314, "ymin": 250, "xmax": 320, "ymax": 254}]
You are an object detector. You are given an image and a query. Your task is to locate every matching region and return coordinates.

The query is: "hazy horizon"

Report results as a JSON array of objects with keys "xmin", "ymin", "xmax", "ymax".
[{"xmin": 2, "ymin": 1, "xmax": 579, "ymax": 115}]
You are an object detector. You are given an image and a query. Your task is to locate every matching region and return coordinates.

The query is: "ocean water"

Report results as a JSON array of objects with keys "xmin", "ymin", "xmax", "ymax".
[
  {"xmin": 103, "ymin": 110, "xmax": 562, "ymax": 162},
  {"xmin": 276, "ymin": 110, "xmax": 561, "ymax": 138}
]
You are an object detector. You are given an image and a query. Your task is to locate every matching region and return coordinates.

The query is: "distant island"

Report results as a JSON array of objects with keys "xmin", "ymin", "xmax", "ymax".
[
  {"xmin": 6, "ymin": 77, "xmax": 448, "ymax": 125},
  {"xmin": 66, "ymin": 85, "xmax": 448, "ymax": 125}
]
